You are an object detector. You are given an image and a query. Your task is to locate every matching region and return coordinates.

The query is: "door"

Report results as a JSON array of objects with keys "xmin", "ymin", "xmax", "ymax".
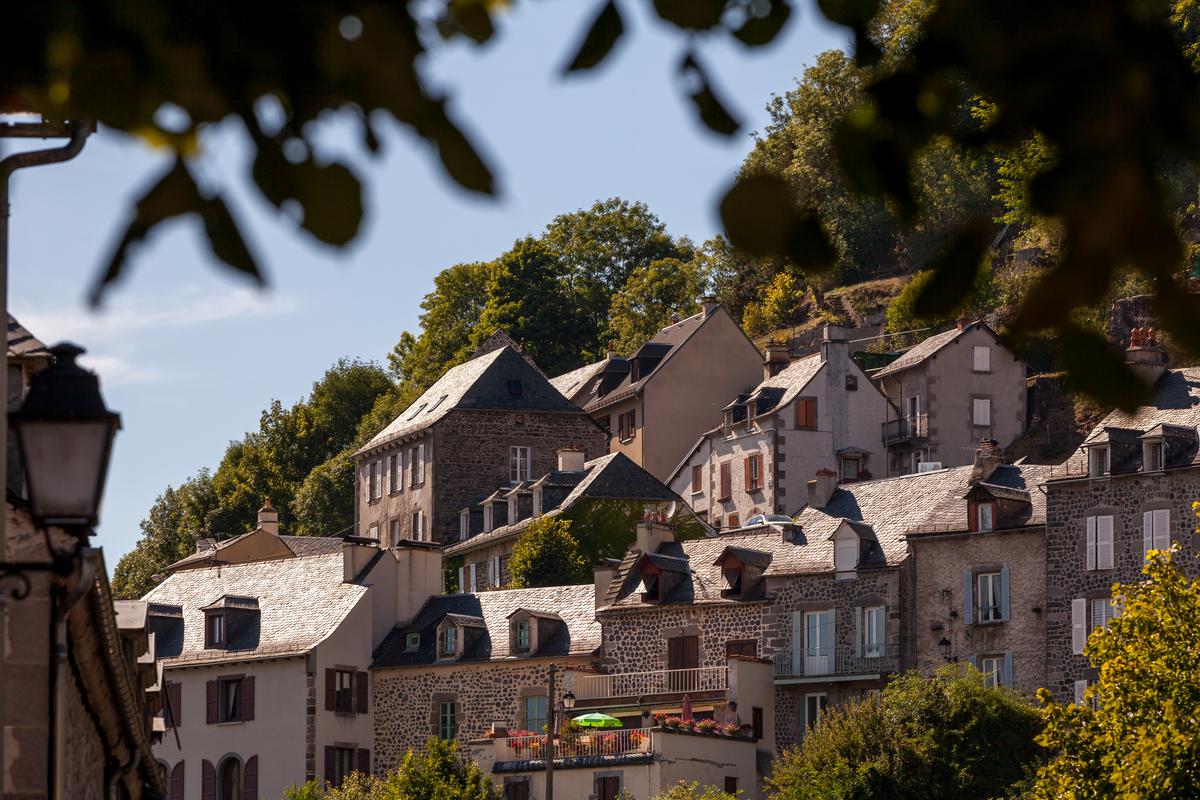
[
  {"xmin": 667, "ymin": 635, "xmax": 699, "ymax": 690},
  {"xmin": 804, "ymin": 693, "xmax": 828, "ymax": 731},
  {"xmin": 804, "ymin": 610, "xmax": 833, "ymax": 675},
  {"xmin": 596, "ymin": 776, "xmax": 621, "ymax": 800}
]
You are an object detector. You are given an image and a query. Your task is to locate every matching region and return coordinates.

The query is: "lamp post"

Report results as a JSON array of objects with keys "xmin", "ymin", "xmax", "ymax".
[
  {"xmin": 938, "ymin": 636, "xmax": 957, "ymax": 663},
  {"xmin": 544, "ymin": 669, "xmax": 577, "ymax": 800}
]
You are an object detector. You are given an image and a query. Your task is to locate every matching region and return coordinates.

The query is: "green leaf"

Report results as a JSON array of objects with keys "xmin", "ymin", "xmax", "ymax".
[
  {"xmin": 680, "ymin": 54, "xmax": 740, "ymax": 137},
  {"xmin": 563, "ymin": 1, "xmax": 625, "ymax": 74},
  {"xmin": 1054, "ymin": 322, "xmax": 1149, "ymax": 411},
  {"xmin": 816, "ymin": 0, "xmax": 880, "ymax": 28},
  {"xmin": 653, "ymin": 0, "xmax": 726, "ymax": 30},
  {"xmin": 731, "ymin": 0, "xmax": 792, "ymax": 47},
  {"xmin": 252, "ymin": 144, "xmax": 365, "ymax": 246},
  {"xmin": 198, "ymin": 195, "xmax": 262, "ymax": 283},
  {"xmin": 719, "ymin": 174, "xmax": 835, "ymax": 270},
  {"xmin": 912, "ymin": 217, "xmax": 992, "ymax": 319}
]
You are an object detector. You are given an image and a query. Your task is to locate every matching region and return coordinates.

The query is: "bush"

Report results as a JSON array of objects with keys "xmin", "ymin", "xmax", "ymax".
[
  {"xmin": 653, "ymin": 780, "xmax": 739, "ymax": 800},
  {"xmin": 507, "ymin": 517, "xmax": 589, "ymax": 588}
]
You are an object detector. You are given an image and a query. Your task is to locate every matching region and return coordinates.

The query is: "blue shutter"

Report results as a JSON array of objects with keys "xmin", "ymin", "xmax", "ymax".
[
  {"xmin": 999, "ymin": 567, "xmax": 1011, "ymax": 621},
  {"xmin": 962, "ymin": 570, "xmax": 974, "ymax": 624},
  {"xmin": 966, "ymin": 655, "xmax": 977, "ymax": 668},
  {"xmin": 1002, "ymin": 651, "xmax": 1014, "ymax": 688},
  {"xmin": 854, "ymin": 606, "xmax": 863, "ymax": 658}
]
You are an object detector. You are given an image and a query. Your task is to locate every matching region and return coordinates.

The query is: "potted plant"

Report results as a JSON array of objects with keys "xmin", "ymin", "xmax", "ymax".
[{"xmin": 695, "ymin": 719, "xmax": 719, "ymax": 734}]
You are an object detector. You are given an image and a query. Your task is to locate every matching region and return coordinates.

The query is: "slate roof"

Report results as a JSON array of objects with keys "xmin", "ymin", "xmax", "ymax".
[
  {"xmin": 905, "ymin": 463, "xmax": 1054, "ymax": 535},
  {"xmin": 7, "ymin": 314, "xmax": 49, "ymax": 359},
  {"xmin": 750, "ymin": 353, "xmax": 824, "ymax": 413},
  {"xmin": 550, "ymin": 359, "xmax": 607, "ymax": 402},
  {"xmin": 872, "ymin": 322, "xmax": 1008, "ymax": 379},
  {"xmin": 373, "ymin": 584, "xmax": 600, "ymax": 667},
  {"xmin": 164, "ymin": 533, "xmax": 343, "ymax": 571},
  {"xmin": 444, "ymin": 452, "xmax": 686, "ymax": 557},
  {"xmin": 581, "ymin": 311, "xmax": 709, "ymax": 413},
  {"xmin": 359, "ymin": 346, "xmax": 582, "ymax": 454},
  {"xmin": 144, "ymin": 552, "xmax": 367, "ymax": 666}
]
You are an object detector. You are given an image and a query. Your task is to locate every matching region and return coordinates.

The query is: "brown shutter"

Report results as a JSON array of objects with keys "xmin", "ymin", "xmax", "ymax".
[
  {"xmin": 667, "ymin": 637, "xmax": 682, "ymax": 669},
  {"xmin": 728, "ymin": 513, "xmax": 739, "ymax": 528},
  {"xmin": 325, "ymin": 669, "xmax": 335, "ymax": 711},
  {"xmin": 356, "ymin": 672, "xmax": 369, "ymax": 714},
  {"xmin": 243, "ymin": 676, "xmax": 255, "ymax": 721},
  {"xmin": 719, "ymin": 464, "xmax": 731, "ymax": 499},
  {"xmin": 201, "ymin": 760, "xmax": 215, "ymax": 800},
  {"xmin": 167, "ymin": 682, "xmax": 182, "ymax": 728},
  {"xmin": 743, "ymin": 457, "xmax": 751, "ymax": 489},
  {"xmin": 205, "ymin": 680, "xmax": 218, "ymax": 725},
  {"xmin": 968, "ymin": 502, "xmax": 979, "ymax": 532},
  {"xmin": 324, "ymin": 746, "xmax": 336, "ymax": 785},
  {"xmin": 691, "ymin": 465, "xmax": 702, "ymax": 492},
  {"xmin": 243, "ymin": 756, "xmax": 258, "ymax": 800},
  {"xmin": 757, "ymin": 455, "xmax": 764, "ymax": 489},
  {"xmin": 170, "ymin": 762, "xmax": 184, "ymax": 800},
  {"xmin": 684, "ymin": 635, "xmax": 699, "ymax": 668},
  {"xmin": 356, "ymin": 748, "xmax": 370, "ymax": 776}
]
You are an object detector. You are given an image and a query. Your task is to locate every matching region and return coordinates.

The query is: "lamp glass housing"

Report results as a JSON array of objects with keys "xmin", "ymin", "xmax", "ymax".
[{"xmin": 562, "ymin": 690, "xmax": 576, "ymax": 710}]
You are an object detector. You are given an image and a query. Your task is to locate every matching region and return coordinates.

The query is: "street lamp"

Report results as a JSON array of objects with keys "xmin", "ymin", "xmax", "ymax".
[
  {"xmin": 938, "ymin": 636, "xmax": 955, "ymax": 662},
  {"xmin": 562, "ymin": 690, "xmax": 576, "ymax": 711},
  {"xmin": 10, "ymin": 343, "xmax": 120, "ymax": 532}
]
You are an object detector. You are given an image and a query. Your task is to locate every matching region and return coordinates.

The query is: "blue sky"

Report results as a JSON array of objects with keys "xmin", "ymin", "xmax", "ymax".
[{"xmin": 7, "ymin": 2, "xmax": 845, "ymax": 566}]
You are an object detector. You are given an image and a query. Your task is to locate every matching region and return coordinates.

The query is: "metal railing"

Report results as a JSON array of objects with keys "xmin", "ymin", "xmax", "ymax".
[
  {"xmin": 883, "ymin": 414, "xmax": 927, "ymax": 444},
  {"xmin": 571, "ymin": 666, "xmax": 728, "ymax": 700},
  {"xmin": 773, "ymin": 644, "xmax": 899, "ymax": 679},
  {"xmin": 494, "ymin": 727, "xmax": 653, "ymax": 760}
]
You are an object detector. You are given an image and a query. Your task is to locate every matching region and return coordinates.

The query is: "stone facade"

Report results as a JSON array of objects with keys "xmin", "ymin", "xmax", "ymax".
[
  {"xmin": 598, "ymin": 603, "xmax": 767, "ymax": 674},
  {"xmin": 1043, "ymin": 466, "xmax": 1200, "ymax": 700},
  {"xmin": 371, "ymin": 658, "xmax": 591, "ymax": 772}
]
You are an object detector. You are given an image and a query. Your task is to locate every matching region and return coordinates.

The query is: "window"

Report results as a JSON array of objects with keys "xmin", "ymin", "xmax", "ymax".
[
  {"xmin": 1088, "ymin": 446, "xmax": 1109, "ymax": 477},
  {"xmin": 1143, "ymin": 509, "xmax": 1170, "ymax": 557},
  {"xmin": 505, "ymin": 779, "xmax": 531, "ymax": 800},
  {"xmin": 367, "ymin": 523, "xmax": 379, "ymax": 541},
  {"xmin": 746, "ymin": 453, "xmax": 762, "ymax": 492},
  {"xmin": 727, "ymin": 513, "xmax": 740, "ymax": 528},
  {"xmin": 726, "ymin": 639, "xmax": 757, "ymax": 658},
  {"xmin": 595, "ymin": 776, "xmax": 622, "ymax": 800},
  {"xmin": 428, "ymin": 394, "xmax": 448, "ymax": 413},
  {"xmin": 861, "ymin": 605, "xmax": 885, "ymax": 657},
  {"xmin": 977, "ymin": 572, "xmax": 1002, "ymax": 622},
  {"xmin": 804, "ymin": 693, "xmax": 827, "ymax": 731},
  {"xmin": 845, "ymin": 374, "xmax": 858, "ymax": 391},
  {"xmin": 334, "ymin": 669, "xmax": 354, "ymax": 713},
  {"xmin": 752, "ymin": 706, "xmax": 764, "ymax": 740},
  {"xmin": 1074, "ymin": 680, "xmax": 1089, "ymax": 706},
  {"xmin": 438, "ymin": 701, "xmax": 456, "ymax": 740},
  {"xmin": 973, "ymin": 346, "xmax": 991, "ymax": 372},
  {"xmin": 523, "ymin": 694, "xmax": 547, "ymax": 733},
  {"xmin": 795, "ymin": 397, "xmax": 817, "ymax": 430},
  {"xmin": 388, "ymin": 454, "xmax": 400, "ymax": 493},
  {"xmin": 515, "ymin": 619, "xmax": 531, "ymax": 652},
  {"xmin": 1086, "ymin": 514, "xmax": 1115, "ymax": 570},
  {"xmin": 972, "ymin": 398, "xmax": 991, "ymax": 427},
  {"xmin": 410, "ymin": 444, "xmax": 425, "ymax": 487},
  {"xmin": 408, "ymin": 402, "xmax": 427, "ymax": 420},
  {"xmin": 405, "ymin": 633, "xmax": 420, "ymax": 651},
  {"xmin": 617, "ymin": 409, "xmax": 637, "ymax": 442},
  {"xmin": 972, "ymin": 501, "xmax": 995, "ymax": 532},
  {"xmin": 507, "ymin": 380, "xmax": 524, "ymax": 397},
  {"xmin": 980, "ymin": 655, "xmax": 1003, "ymax": 688},
  {"xmin": 723, "ymin": 565, "xmax": 743, "ymax": 596},
  {"xmin": 691, "ymin": 464, "xmax": 703, "ymax": 493},
  {"xmin": 509, "ymin": 446, "xmax": 531, "ymax": 483},
  {"xmin": 411, "ymin": 511, "xmax": 426, "ymax": 541},
  {"xmin": 388, "ymin": 519, "xmax": 400, "ymax": 547},
  {"xmin": 206, "ymin": 613, "xmax": 225, "ymax": 648},
  {"xmin": 803, "ymin": 610, "xmax": 834, "ymax": 676},
  {"xmin": 1091, "ymin": 597, "xmax": 1117, "ymax": 632},
  {"xmin": 331, "ymin": 747, "xmax": 355, "ymax": 788},
  {"xmin": 718, "ymin": 463, "xmax": 732, "ymax": 500},
  {"xmin": 219, "ymin": 677, "xmax": 243, "ymax": 722},
  {"xmin": 440, "ymin": 626, "xmax": 457, "ymax": 657},
  {"xmin": 840, "ymin": 456, "xmax": 861, "ymax": 482},
  {"xmin": 370, "ymin": 460, "xmax": 382, "ymax": 500},
  {"xmin": 641, "ymin": 572, "xmax": 660, "ymax": 601},
  {"xmin": 725, "ymin": 778, "xmax": 739, "ymax": 794},
  {"xmin": 1145, "ymin": 441, "xmax": 1164, "ymax": 472},
  {"xmin": 219, "ymin": 757, "xmax": 243, "ymax": 800},
  {"xmin": 835, "ymin": 535, "xmax": 859, "ymax": 575}
]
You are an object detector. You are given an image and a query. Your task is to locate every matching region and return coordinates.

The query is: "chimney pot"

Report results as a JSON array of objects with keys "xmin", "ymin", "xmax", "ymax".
[
  {"xmin": 807, "ymin": 468, "xmax": 838, "ymax": 508},
  {"xmin": 1125, "ymin": 329, "xmax": 1168, "ymax": 387},
  {"xmin": 701, "ymin": 296, "xmax": 719, "ymax": 315},
  {"xmin": 969, "ymin": 439, "xmax": 1003, "ymax": 484},
  {"xmin": 763, "ymin": 339, "xmax": 791, "ymax": 379},
  {"xmin": 956, "ymin": 317, "xmax": 970, "ymax": 332}
]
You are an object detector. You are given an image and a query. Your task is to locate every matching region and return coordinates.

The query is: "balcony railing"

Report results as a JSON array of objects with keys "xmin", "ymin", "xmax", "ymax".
[
  {"xmin": 571, "ymin": 666, "xmax": 728, "ymax": 700},
  {"xmin": 773, "ymin": 644, "xmax": 898, "ymax": 679},
  {"xmin": 493, "ymin": 727, "xmax": 653, "ymax": 761},
  {"xmin": 883, "ymin": 414, "xmax": 927, "ymax": 445}
]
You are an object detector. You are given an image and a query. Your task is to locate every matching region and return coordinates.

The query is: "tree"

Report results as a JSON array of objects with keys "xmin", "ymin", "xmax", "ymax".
[
  {"xmin": 766, "ymin": 666, "xmax": 1042, "ymax": 800},
  {"xmin": 1033, "ymin": 542, "xmax": 1200, "ymax": 799},
  {"xmin": 653, "ymin": 781, "xmax": 739, "ymax": 800},
  {"xmin": 282, "ymin": 737, "xmax": 501, "ymax": 799},
  {"xmin": 507, "ymin": 517, "xmax": 589, "ymax": 589},
  {"xmin": 607, "ymin": 256, "xmax": 708, "ymax": 354},
  {"xmin": 884, "ymin": 265, "xmax": 1000, "ymax": 339}
]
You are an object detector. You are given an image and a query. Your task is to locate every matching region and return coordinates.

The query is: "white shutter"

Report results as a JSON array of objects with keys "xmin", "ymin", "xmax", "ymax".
[
  {"xmin": 1071, "ymin": 598, "xmax": 1088, "ymax": 654},
  {"xmin": 1143, "ymin": 510, "xmax": 1154, "ymax": 559},
  {"xmin": 791, "ymin": 612, "xmax": 803, "ymax": 675},
  {"xmin": 417, "ymin": 444, "xmax": 425, "ymax": 484},
  {"xmin": 1086, "ymin": 517, "xmax": 1097, "ymax": 571},
  {"xmin": 1097, "ymin": 516, "xmax": 1114, "ymax": 569},
  {"xmin": 973, "ymin": 398, "xmax": 991, "ymax": 426},
  {"xmin": 1153, "ymin": 509, "xmax": 1170, "ymax": 551},
  {"xmin": 1074, "ymin": 680, "xmax": 1088, "ymax": 705},
  {"xmin": 468, "ymin": 563, "xmax": 477, "ymax": 593},
  {"xmin": 973, "ymin": 346, "xmax": 990, "ymax": 372},
  {"xmin": 457, "ymin": 567, "xmax": 464, "ymax": 594}
]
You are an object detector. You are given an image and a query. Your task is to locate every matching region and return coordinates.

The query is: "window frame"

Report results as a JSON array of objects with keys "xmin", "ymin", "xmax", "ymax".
[
  {"xmin": 973, "ymin": 345, "xmax": 991, "ymax": 373},
  {"xmin": 980, "ymin": 655, "xmax": 1003, "ymax": 688},
  {"xmin": 523, "ymin": 694, "xmax": 548, "ymax": 734},
  {"xmin": 331, "ymin": 746, "xmax": 356, "ymax": 788},
  {"xmin": 440, "ymin": 625, "xmax": 457, "ymax": 657},
  {"xmin": 218, "ymin": 676, "xmax": 244, "ymax": 723},
  {"xmin": 514, "ymin": 619, "xmax": 531, "ymax": 652},
  {"xmin": 509, "ymin": 445, "xmax": 531, "ymax": 484},
  {"xmin": 862, "ymin": 605, "xmax": 885, "ymax": 658},
  {"xmin": 1088, "ymin": 446, "xmax": 1110, "ymax": 478},
  {"xmin": 333, "ymin": 668, "xmax": 355, "ymax": 714},
  {"xmin": 410, "ymin": 444, "xmax": 425, "ymax": 487},
  {"xmin": 840, "ymin": 456, "xmax": 861, "ymax": 483},
  {"xmin": 1143, "ymin": 508, "xmax": 1171, "ymax": 558},
  {"xmin": 438, "ymin": 701, "xmax": 457, "ymax": 740},
  {"xmin": 1086, "ymin": 514, "xmax": 1115, "ymax": 571},
  {"xmin": 972, "ymin": 397, "xmax": 992, "ymax": 427},
  {"xmin": 747, "ymin": 453, "xmax": 762, "ymax": 492},
  {"xmin": 388, "ymin": 453, "xmax": 401, "ymax": 494},
  {"xmin": 1144, "ymin": 440, "xmax": 1164, "ymax": 472},
  {"xmin": 977, "ymin": 501, "xmax": 995, "ymax": 532},
  {"xmin": 405, "ymin": 633, "xmax": 420, "ymax": 651},
  {"xmin": 206, "ymin": 611, "xmax": 226, "ymax": 649},
  {"xmin": 977, "ymin": 571, "xmax": 1003, "ymax": 623},
  {"xmin": 691, "ymin": 464, "xmax": 703, "ymax": 494},
  {"xmin": 794, "ymin": 397, "xmax": 818, "ymax": 430}
]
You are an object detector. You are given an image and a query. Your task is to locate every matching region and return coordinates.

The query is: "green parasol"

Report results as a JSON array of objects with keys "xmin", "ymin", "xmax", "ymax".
[{"xmin": 572, "ymin": 712, "xmax": 622, "ymax": 728}]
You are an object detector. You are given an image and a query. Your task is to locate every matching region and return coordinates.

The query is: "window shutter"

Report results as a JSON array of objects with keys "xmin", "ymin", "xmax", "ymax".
[
  {"xmin": 167, "ymin": 681, "xmax": 181, "ymax": 728},
  {"xmin": 1143, "ymin": 510, "xmax": 1154, "ymax": 558},
  {"xmin": 1154, "ymin": 509, "xmax": 1170, "ymax": 551},
  {"xmin": 854, "ymin": 606, "xmax": 863, "ymax": 658},
  {"xmin": 469, "ymin": 563, "xmax": 477, "ymax": 593},
  {"xmin": 757, "ymin": 455, "xmax": 764, "ymax": 488},
  {"xmin": 1097, "ymin": 516, "xmax": 1114, "ymax": 569},
  {"xmin": 791, "ymin": 612, "xmax": 803, "ymax": 675},
  {"xmin": 243, "ymin": 676, "xmax": 255, "ymax": 720},
  {"xmin": 874, "ymin": 606, "xmax": 885, "ymax": 651},
  {"xmin": 1086, "ymin": 516, "xmax": 1097, "ymax": 570},
  {"xmin": 457, "ymin": 567, "xmax": 464, "ymax": 593},
  {"xmin": 202, "ymin": 760, "xmax": 215, "ymax": 800},
  {"xmin": 205, "ymin": 680, "xmax": 217, "ymax": 725},
  {"xmin": 170, "ymin": 762, "xmax": 184, "ymax": 800},
  {"xmin": 968, "ymin": 502, "xmax": 978, "ymax": 532},
  {"xmin": 965, "ymin": 655, "xmax": 976, "ymax": 668},
  {"xmin": 243, "ymin": 756, "xmax": 258, "ymax": 800},
  {"xmin": 962, "ymin": 570, "xmax": 974, "ymax": 624},
  {"xmin": 357, "ymin": 748, "xmax": 370, "ymax": 776},
  {"xmin": 324, "ymin": 746, "xmax": 336, "ymax": 785},
  {"xmin": 720, "ymin": 464, "xmax": 731, "ymax": 499},
  {"xmin": 825, "ymin": 610, "xmax": 836, "ymax": 658},
  {"xmin": 1074, "ymin": 680, "xmax": 1088, "ymax": 705},
  {"xmin": 1002, "ymin": 652, "xmax": 1013, "ymax": 688},
  {"xmin": 325, "ymin": 669, "xmax": 336, "ymax": 711},
  {"xmin": 418, "ymin": 444, "xmax": 425, "ymax": 483},
  {"xmin": 1071, "ymin": 598, "xmax": 1088, "ymax": 654},
  {"xmin": 356, "ymin": 671, "xmax": 369, "ymax": 714},
  {"xmin": 999, "ymin": 567, "xmax": 1011, "ymax": 621}
]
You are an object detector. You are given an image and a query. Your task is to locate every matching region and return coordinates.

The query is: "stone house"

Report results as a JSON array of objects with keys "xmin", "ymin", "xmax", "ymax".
[
  {"xmin": 903, "ymin": 447, "xmax": 1055, "ymax": 695},
  {"xmin": 1042, "ymin": 355, "xmax": 1200, "ymax": 702},
  {"xmin": 872, "ymin": 320, "xmax": 1028, "ymax": 476},
  {"xmin": 355, "ymin": 345, "xmax": 606, "ymax": 545},
  {"xmin": 369, "ymin": 584, "xmax": 601, "ymax": 771},
  {"xmin": 668, "ymin": 325, "xmax": 891, "ymax": 528},
  {"xmin": 550, "ymin": 302, "xmax": 763, "ymax": 482},
  {"xmin": 147, "ymin": 503, "xmax": 443, "ymax": 798},
  {"xmin": 443, "ymin": 450, "xmax": 707, "ymax": 593}
]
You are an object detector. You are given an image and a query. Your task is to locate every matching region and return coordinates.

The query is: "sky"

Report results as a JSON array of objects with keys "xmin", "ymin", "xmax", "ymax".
[{"xmin": 6, "ymin": 2, "xmax": 846, "ymax": 567}]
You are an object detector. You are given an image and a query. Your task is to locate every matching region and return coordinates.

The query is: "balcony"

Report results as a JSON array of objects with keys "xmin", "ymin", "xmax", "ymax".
[
  {"xmin": 492, "ymin": 727, "xmax": 653, "ymax": 761},
  {"xmin": 772, "ymin": 644, "xmax": 899, "ymax": 681},
  {"xmin": 570, "ymin": 666, "xmax": 728, "ymax": 702},
  {"xmin": 883, "ymin": 414, "xmax": 927, "ymax": 445}
]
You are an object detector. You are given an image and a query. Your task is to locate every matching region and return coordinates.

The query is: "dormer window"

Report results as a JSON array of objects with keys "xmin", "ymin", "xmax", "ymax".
[
  {"xmin": 515, "ymin": 619, "xmax": 531, "ymax": 652},
  {"xmin": 201, "ymin": 596, "xmax": 260, "ymax": 651},
  {"xmin": 642, "ymin": 573, "xmax": 660, "ymax": 602},
  {"xmin": 440, "ymin": 626, "xmax": 457, "ymax": 657},
  {"xmin": 532, "ymin": 488, "xmax": 543, "ymax": 517},
  {"xmin": 1088, "ymin": 446, "xmax": 1109, "ymax": 478},
  {"xmin": 1145, "ymin": 440, "xmax": 1164, "ymax": 472},
  {"xmin": 723, "ymin": 566, "xmax": 743, "ymax": 597},
  {"xmin": 969, "ymin": 501, "xmax": 995, "ymax": 532},
  {"xmin": 206, "ymin": 613, "xmax": 225, "ymax": 649},
  {"xmin": 405, "ymin": 633, "xmax": 420, "ymax": 651}
]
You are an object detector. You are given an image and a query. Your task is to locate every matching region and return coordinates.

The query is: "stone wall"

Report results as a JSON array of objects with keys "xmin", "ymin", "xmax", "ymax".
[
  {"xmin": 372, "ymin": 657, "xmax": 590, "ymax": 772},
  {"xmin": 1044, "ymin": 467, "xmax": 1200, "ymax": 700},
  {"xmin": 598, "ymin": 603, "xmax": 766, "ymax": 674},
  {"xmin": 64, "ymin": 664, "xmax": 106, "ymax": 800}
]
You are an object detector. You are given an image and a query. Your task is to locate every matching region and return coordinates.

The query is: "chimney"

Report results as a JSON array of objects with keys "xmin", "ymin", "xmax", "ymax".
[
  {"xmin": 956, "ymin": 317, "xmax": 970, "ymax": 332},
  {"xmin": 635, "ymin": 509, "xmax": 675, "ymax": 554},
  {"xmin": 669, "ymin": 312, "xmax": 681, "ymax": 324},
  {"xmin": 607, "ymin": 341, "xmax": 617, "ymax": 360},
  {"xmin": 557, "ymin": 447, "xmax": 586, "ymax": 473},
  {"xmin": 819, "ymin": 324, "xmax": 849, "ymax": 364},
  {"xmin": 969, "ymin": 439, "xmax": 1004, "ymax": 484},
  {"xmin": 806, "ymin": 468, "xmax": 838, "ymax": 508},
  {"xmin": 1125, "ymin": 327, "xmax": 1168, "ymax": 387},
  {"xmin": 701, "ymin": 296, "xmax": 719, "ymax": 316},
  {"xmin": 194, "ymin": 530, "xmax": 215, "ymax": 554},
  {"xmin": 763, "ymin": 340, "xmax": 790, "ymax": 379},
  {"xmin": 342, "ymin": 538, "xmax": 379, "ymax": 583},
  {"xmin": 594, "ymin": 558, "xmax": 621, "ymax": 609},
  {"xmin": 257, "ymin": 498, "xmax": 279, "ymax": 536}
]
